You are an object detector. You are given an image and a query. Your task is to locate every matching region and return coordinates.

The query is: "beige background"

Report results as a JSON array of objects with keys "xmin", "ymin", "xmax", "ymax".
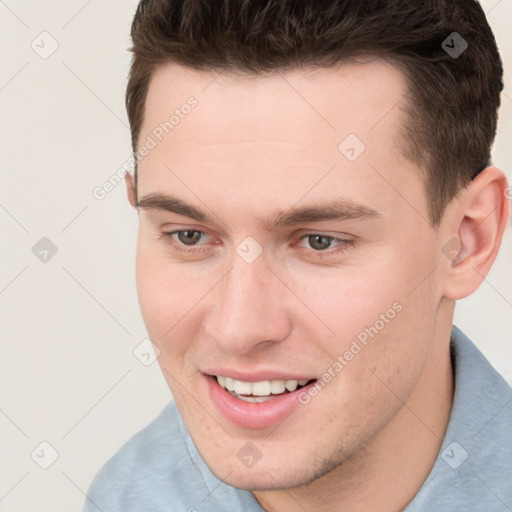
[{"xmin": 1, "ymin": 1, "xmax": 511, "ymax": 510}]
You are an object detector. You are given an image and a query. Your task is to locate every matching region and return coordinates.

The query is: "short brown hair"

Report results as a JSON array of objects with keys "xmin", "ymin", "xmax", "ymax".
[{"xmin": 126, "ymin": 0, "xmax": 503, "ymax": 226}]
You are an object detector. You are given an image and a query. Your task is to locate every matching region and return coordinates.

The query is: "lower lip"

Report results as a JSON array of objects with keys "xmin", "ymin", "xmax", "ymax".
[{"xmin": 206, "ymin": 375, "xmax": 316, "ymax": 429}]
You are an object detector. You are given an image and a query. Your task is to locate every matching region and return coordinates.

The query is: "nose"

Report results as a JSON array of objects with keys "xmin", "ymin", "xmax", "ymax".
[{"xmin": 203, "ymin": 255, "xmax": 293, "ymax": 355}]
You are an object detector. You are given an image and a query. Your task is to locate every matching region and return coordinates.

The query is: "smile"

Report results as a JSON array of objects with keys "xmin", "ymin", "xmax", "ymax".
[
  {"xmin": 206, "ymin": 374, "xmax": 318, "ymax": 428},
  {"xmin": 216, "ymin": 376, "xmax": 312, "ymax": 402}
]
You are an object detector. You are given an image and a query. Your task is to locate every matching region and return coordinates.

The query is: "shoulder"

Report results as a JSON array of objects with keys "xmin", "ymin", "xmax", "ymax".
[
  {"xmin": 83, "ymin": 401, "xmax": 202, "ymax": 511},
  {"xmin": 407, "ymin": 326, "xmax": 512, "ymax": 511},
  {"xmin": 83, "ymin": 401, "xmax": 262, "ymax": 512}
]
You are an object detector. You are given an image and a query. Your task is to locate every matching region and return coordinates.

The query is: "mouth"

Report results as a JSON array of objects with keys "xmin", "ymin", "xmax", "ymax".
[
  {"xmin": 215, "ymin": 375, "xmax": 315, "ymax": 402},
  {"xmin": 206, "ymin": 374, "xmax": 318, "ymax": 429}
]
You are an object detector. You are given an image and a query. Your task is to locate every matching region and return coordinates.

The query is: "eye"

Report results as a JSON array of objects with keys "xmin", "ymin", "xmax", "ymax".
[
  {"xmin": 305, "ymin": 234, "xmax": 336, "ymax": 251},
  {"xmin": 174, "ymin": 230, "xmax": 205, "ymax": 246},
  {"xmin": 159, "ymin": 229, "xmax": 354, "ymax": 259},
  {"xmin": 294, "ymin": 233, "xmax": 354, "ymax": 258},
  {"xmin": 159, "ymin": 229, "xmax": 212, "ymax": 254}
]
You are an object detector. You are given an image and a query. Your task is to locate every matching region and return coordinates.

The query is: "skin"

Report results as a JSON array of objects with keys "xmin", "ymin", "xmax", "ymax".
[{"xmin": 125, "ymin": 59, "xmax": 509, "ymax": 512}]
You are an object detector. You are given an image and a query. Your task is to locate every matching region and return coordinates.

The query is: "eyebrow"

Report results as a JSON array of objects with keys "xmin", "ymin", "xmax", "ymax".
[{"xmin": 137, "ymin": 192, "xmax": 382, "ymax": 230}]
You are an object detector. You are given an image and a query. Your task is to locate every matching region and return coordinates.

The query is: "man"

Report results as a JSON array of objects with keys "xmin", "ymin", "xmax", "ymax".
[{"xmin": 84, "ymin": 1, "xmax": 511, "ymax": 510}]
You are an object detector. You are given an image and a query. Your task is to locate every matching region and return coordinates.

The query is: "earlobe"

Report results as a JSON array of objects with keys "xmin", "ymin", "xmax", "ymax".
[
  {"xmin": 442, "ymin": 166, "xmax": 510, "ymax": 300},
  {"xmin": 125, "ymin": 171, "xmax": 138, "ymax": 209}
]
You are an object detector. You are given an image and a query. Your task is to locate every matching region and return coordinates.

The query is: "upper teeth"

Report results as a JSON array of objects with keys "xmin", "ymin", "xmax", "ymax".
[{"xmin": 216, "ymin": 376, "xmax": 309, "ymax": 396}]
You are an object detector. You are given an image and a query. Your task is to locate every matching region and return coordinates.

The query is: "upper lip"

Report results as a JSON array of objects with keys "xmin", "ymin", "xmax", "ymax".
[{"xmin": 204, "ymin": 368, "xmax": 315, "ymax": 382}]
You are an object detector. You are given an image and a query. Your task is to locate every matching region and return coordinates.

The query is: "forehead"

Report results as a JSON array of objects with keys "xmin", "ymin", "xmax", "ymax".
[
  {"xmin": 142, "ymin": 58, "xmax": 408, "ymax": 143},
  {"xmin": 137, "ymin": 59, "xmax": 424, "ymax": 228}
]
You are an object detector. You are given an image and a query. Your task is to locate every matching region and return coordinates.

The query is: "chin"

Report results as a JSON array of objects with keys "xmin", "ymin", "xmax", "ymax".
[
  {"xmin": 204, "ymin": 454, "xmax": 338, "ymax": 492},
  {"xmin": 221, "ymin": 470, "xmax": 304, "ymax": 492}
]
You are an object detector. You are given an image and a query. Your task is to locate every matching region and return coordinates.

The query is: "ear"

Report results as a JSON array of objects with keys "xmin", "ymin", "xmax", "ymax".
[
  {"xmin": 125, "ymin": 171, "xmax": 138, "ymax": 209},
  {"xmin": 442, "ymin": 166, "xmax": 510, "ymax": 300}
]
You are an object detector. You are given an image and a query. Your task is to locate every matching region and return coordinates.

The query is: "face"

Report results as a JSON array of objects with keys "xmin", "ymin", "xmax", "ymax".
[{"xmin": 133, "ymin": 60, "xmax": 447, "ymax": 490}]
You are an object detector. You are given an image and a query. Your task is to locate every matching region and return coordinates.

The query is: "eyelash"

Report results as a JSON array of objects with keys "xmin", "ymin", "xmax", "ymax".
[{"xmin": 159, "ymin": 230, "xmax": 354, "ymax": 259}]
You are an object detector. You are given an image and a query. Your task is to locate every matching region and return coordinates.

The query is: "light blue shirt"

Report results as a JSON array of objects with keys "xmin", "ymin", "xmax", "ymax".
[{"xmin": 83, "ymin": 326, "xmax": 512, "ymax": 511}]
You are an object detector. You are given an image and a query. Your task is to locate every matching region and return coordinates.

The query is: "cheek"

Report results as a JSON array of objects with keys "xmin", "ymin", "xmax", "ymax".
[
  {"xmin": 286, "ymin": 261, "xmax": 411, "ymax": 349},
  {"xmin": 135, "ymin": 244, "xmax": 167, "ymax": 335},
  {"xmin": 134, "ymin": 238, "xmax": 219, "ymax": 360},
  {"xmin": 344, "ymin": 288, "xmax": 437, "ymax": 415},
  {"xmin": 135, "ymin": 240, "xmax": 190, "ymax": 343},
  {"xmin": 288, "ymin": 245, "xmax": 439, "ymax": 387}
]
